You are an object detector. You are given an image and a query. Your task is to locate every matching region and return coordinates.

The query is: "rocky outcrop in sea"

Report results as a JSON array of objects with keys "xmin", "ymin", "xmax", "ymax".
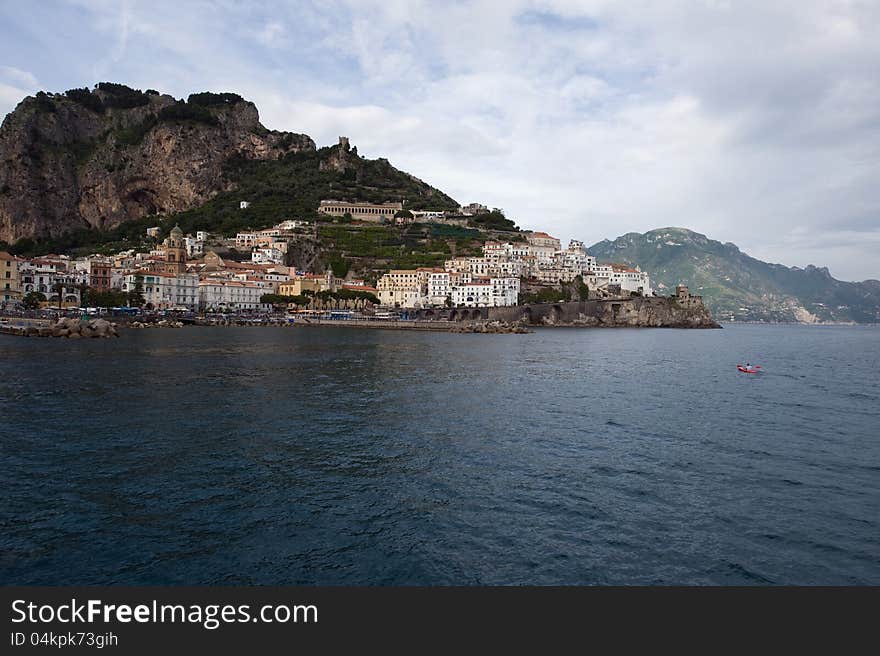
[{"xmin": 43, "ymin": 316, "xmax": 119, "ymax": 338}]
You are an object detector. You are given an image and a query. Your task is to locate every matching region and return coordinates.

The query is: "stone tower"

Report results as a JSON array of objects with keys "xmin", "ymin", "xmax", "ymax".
[{"xmin": 163, "ymin": 225, "xmax": 186, "ymax": 274}]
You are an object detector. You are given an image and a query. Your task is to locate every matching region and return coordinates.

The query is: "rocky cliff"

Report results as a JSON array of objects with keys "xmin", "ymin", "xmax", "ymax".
[
  {"xmin": 0, "ymin": 84, "xmax": 314, "ymax": 243},
  {"xmin": 487, "ymin": 297, "xmax": 720, "ymax": 328},
  {"xmin": 411, "ymin": 294, "xmax": 721, "ymax": 328}
]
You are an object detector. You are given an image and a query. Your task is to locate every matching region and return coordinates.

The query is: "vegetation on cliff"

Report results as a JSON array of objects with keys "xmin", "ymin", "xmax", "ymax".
[
  {"xmin": 0, "ymin": 83, "xmax": 462, "ymax": 253},
  {"xmin": 589, "ymin": 227, "xmax": 880, "ymax": 323}
]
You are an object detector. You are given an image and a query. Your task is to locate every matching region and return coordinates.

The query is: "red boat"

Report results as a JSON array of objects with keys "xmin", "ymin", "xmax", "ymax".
[{"xmin": 737, "ymin": 365, "xmax": 762, "ymax": 374}]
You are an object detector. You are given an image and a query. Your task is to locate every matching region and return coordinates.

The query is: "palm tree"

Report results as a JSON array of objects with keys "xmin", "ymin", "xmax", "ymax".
[
  {"xmin": 77, "ymin": 282, "xmax": 89, "ymax": 309},
  {"xmin": 51, "ymin": 280, "xmax": 65, "ymax": 314}
]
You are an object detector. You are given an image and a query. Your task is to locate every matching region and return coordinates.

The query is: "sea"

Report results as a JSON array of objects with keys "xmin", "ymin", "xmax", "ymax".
[{"xmin": 1, "ymin": 323, "xmax": 878, "ymax": 585}]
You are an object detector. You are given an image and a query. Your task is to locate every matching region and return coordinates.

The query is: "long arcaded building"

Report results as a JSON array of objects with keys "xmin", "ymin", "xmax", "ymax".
[{"xmin": 317, "ymin": 200, "xmax": 403, "ymax": 222}]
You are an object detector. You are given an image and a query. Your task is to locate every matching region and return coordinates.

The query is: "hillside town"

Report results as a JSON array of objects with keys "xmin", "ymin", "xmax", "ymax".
[{"xmin": 1, "ymin": 200, "xmax": 652, "ymax": 315}]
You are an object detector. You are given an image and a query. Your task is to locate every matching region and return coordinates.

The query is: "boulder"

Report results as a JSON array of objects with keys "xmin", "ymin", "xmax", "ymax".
[
  {"xmin": 90, "ymin": 318, "xmax": 117, "ymax": 337},
  {"xmin": 46, "ymin": 316, "xmax": 119, "ymax": 338}
]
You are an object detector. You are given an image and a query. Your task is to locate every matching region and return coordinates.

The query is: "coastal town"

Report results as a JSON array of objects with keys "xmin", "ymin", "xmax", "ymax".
[{"xmin": 1, "ymin": 199, "xmax": 654, "ymax": 320}]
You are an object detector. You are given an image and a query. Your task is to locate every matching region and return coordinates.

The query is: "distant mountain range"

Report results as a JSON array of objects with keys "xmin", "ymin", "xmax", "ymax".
[{"xmin": 589, "ymin": 228, "xmax": 880, "ymax": 323}]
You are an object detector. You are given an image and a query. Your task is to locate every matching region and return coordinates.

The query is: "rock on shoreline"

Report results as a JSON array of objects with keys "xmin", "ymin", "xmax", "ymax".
[
  {"xmin": 46, "ymin": 316, "xmax": 119, "ymax": 338},
  {"xmin": 450, "ymin": 320, "xmax": 532, "ymax": 334}
]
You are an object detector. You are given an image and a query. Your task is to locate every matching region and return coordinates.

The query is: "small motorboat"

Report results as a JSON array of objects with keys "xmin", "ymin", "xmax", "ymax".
[{"xmin": 737, "ymin": 364, "xmax": 762, "ymax": 374}]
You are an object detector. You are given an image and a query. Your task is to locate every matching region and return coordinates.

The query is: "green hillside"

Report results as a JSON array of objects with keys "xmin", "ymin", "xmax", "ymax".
[
  {"xmin": 1, "ymin": 142, "xmax": 463, "ymax": 257},
  {"xmin": 169, "ymin": 144, "xmax": 461, "ymax": 238}
]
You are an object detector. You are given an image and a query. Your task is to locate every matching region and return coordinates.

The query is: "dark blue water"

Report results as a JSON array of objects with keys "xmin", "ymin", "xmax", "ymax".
[{"xmin": 1, "ymin": 324, "xmax": 878, "ymax": 585}]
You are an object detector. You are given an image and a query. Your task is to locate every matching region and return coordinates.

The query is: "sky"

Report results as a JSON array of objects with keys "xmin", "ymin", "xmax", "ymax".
[{"xmin": 1, "ymin": 0, "xmax": 878, "ymax": 281}]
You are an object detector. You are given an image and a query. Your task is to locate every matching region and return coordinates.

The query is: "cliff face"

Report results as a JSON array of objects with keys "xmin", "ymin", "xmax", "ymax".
[
  {"xmin": 482, "ymin": 296, "xmax": 721, "ymax": 328},
  {"xmin": 0, "ymin": 86, "xmax": 314, "ymax": 243}
]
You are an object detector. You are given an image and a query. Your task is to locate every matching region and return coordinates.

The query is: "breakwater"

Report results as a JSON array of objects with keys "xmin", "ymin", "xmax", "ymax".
[
  {"xmin": 0, "ymin": 318, "xmax": 52, "ymax": 336},
  {"xmin": 1, "ymin": 316, "xmax": 119, "ymax": 338}
]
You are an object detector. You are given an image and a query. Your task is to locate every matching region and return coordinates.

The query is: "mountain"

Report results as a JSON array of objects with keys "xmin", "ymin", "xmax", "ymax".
[
  {"xmin": 589, "ymin": 228, "xmax": 880, "ymax": 323},
  {"xmin": 0, "ymin": 83, "xmax": 458, "ymax": 248}
]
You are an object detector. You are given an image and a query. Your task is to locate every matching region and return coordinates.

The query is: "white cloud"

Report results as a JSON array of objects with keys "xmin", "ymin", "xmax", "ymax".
[
  {"xmin": 0, "ymin": 65, "xmax": 38, "ymax": 89},
  {"xmin": 0, "ymin": 67, "xmax": 39, "ymax": 118}
]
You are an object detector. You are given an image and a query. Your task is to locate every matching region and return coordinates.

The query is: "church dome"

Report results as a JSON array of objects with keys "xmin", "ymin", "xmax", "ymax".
[{"xmin": 170, "ymin": 224, "xmax": 183, "ymax": 239}]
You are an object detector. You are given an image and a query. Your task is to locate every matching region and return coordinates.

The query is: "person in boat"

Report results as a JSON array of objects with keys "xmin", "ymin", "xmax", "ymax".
[{"xmin": 745, "ymin": 363, "xmax": 751, "ymax": 369}]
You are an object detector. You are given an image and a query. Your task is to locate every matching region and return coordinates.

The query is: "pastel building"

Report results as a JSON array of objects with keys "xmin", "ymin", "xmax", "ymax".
[{"xmin": 1, "ymin": 251, "xmax": 21, "ymax": 304}]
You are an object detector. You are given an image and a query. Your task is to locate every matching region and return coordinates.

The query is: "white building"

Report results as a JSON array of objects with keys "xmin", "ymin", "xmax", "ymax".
[
  {"xmin": 240, "ymin": 201, "xmax": 251, "ymax": 209},
  {"xmin": 534, "ymin": 267, "xmax": 581, "ymax": 284},
  {"xmin": 184, "ymin": 236, "xmax": 204, "ymax": 258},
  {"xmin": 554, "ymin": 240, "xmax": 596, "ymax": 274},
  {"xmin": 490, "ymin": 276, "xmax": 520, "ymax": 306},
  {"xmin": 444, "ymin": 275, "xmax": 519, "ymax": 308},
  {"xmin": 235, "ymin": 231, "xmax": 259, "ymax": 249},
  {"xmin": 198, "ymin": 278, "xmax": 264, "ymax": 311},
  {"xmin": 459, "ymin": 203, "xmax": 488, "ymax": 215},
  {"xmin": 18, "ymin": 261, "xmax": 80, "ymax": 305},
  {"xmin": 244, "ymin": 269, "xmax": 290, "ymax": 294},
  {"xmin": 376, "ymin": 269, "xmax": 435, "ymax": 307},
  {"xmin": 586, "ymin": 264, "xmax": 652, "ymax": 295},
  {"xmin": 427, "ymin": 271, "xmax": 451, "ymax": 306},
  {"xmin": 483, "ymin": 241, "xmax": 530, "ymax": 261},
  {"xmin": 525, "ymin": 232, "xmax": 561, "ymax": 267},
  {"xmin": 120, "ymin": 271, "xmax": 199, "ymax": 310},
  {"xmin": 251, "ymin": 246, "xmax": 284, "ymax": 264},
  {"xmin": 609, "ymin": 264, "xmax": 652, "ymax": 295},
  {"xmin": 452, "ymin": 280, "xmax": 493, "ymax": 307},
  {"xmin": 275, "ymin": 220, "xmax": 308, "ymax": 231}
]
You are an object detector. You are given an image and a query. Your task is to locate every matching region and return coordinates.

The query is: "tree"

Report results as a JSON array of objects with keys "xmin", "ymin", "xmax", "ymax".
[
  {"xmin": 89, "ymin": 289, "xmax": 128, "ymax": 307},
  {"xmin": 329, "ymin": 256, "xmax": 350, "ymax": 278},
  {"xmin": 260, "ymin": 293, "xmax": 311, "ymax": 307},
  {"xmin": 128, "ymin": 274, "xmax": 145, "ymax": 307},
  {"xmin": 77, "ymin": 282, "xmax": 90, "ymax": 307},
  {"xmin": 22, "ymin": 291, "xmax": 46, "ymax": 309},
  {"xmin": 574, "ymin": 275, "xmax": 589, "ymax": 301},
  {"xmin": 51, "ymin": 281, "xmax": 65, "ymax": 311},
  {"xmin": 471, "ymin": 208, "xmax": 518, "ymax": 231}
]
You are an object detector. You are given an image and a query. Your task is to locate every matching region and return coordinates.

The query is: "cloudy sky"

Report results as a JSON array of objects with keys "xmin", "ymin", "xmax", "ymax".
[{"xmin": 1, "ymin": 1, "xmax": 878, "ymax": 280}]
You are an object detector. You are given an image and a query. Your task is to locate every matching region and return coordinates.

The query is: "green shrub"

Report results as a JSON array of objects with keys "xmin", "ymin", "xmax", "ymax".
[
  {"xmin": 187, "ymin": 92, "xmax": 244, "ymax": 106},
  {"xmin": 65, "ymin": 88, "xmax": 105, "ymax": 113},
  {"xmin": 32, "ymin": 92, "xmax": 56, "ymax": 113},
  {"xmin": 96, "ymin": 83, "xmax": 149, "ymax": 109},
  {"xmin": 158, "ymin": 102, "xmax": 219, "ymax": 126}
]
